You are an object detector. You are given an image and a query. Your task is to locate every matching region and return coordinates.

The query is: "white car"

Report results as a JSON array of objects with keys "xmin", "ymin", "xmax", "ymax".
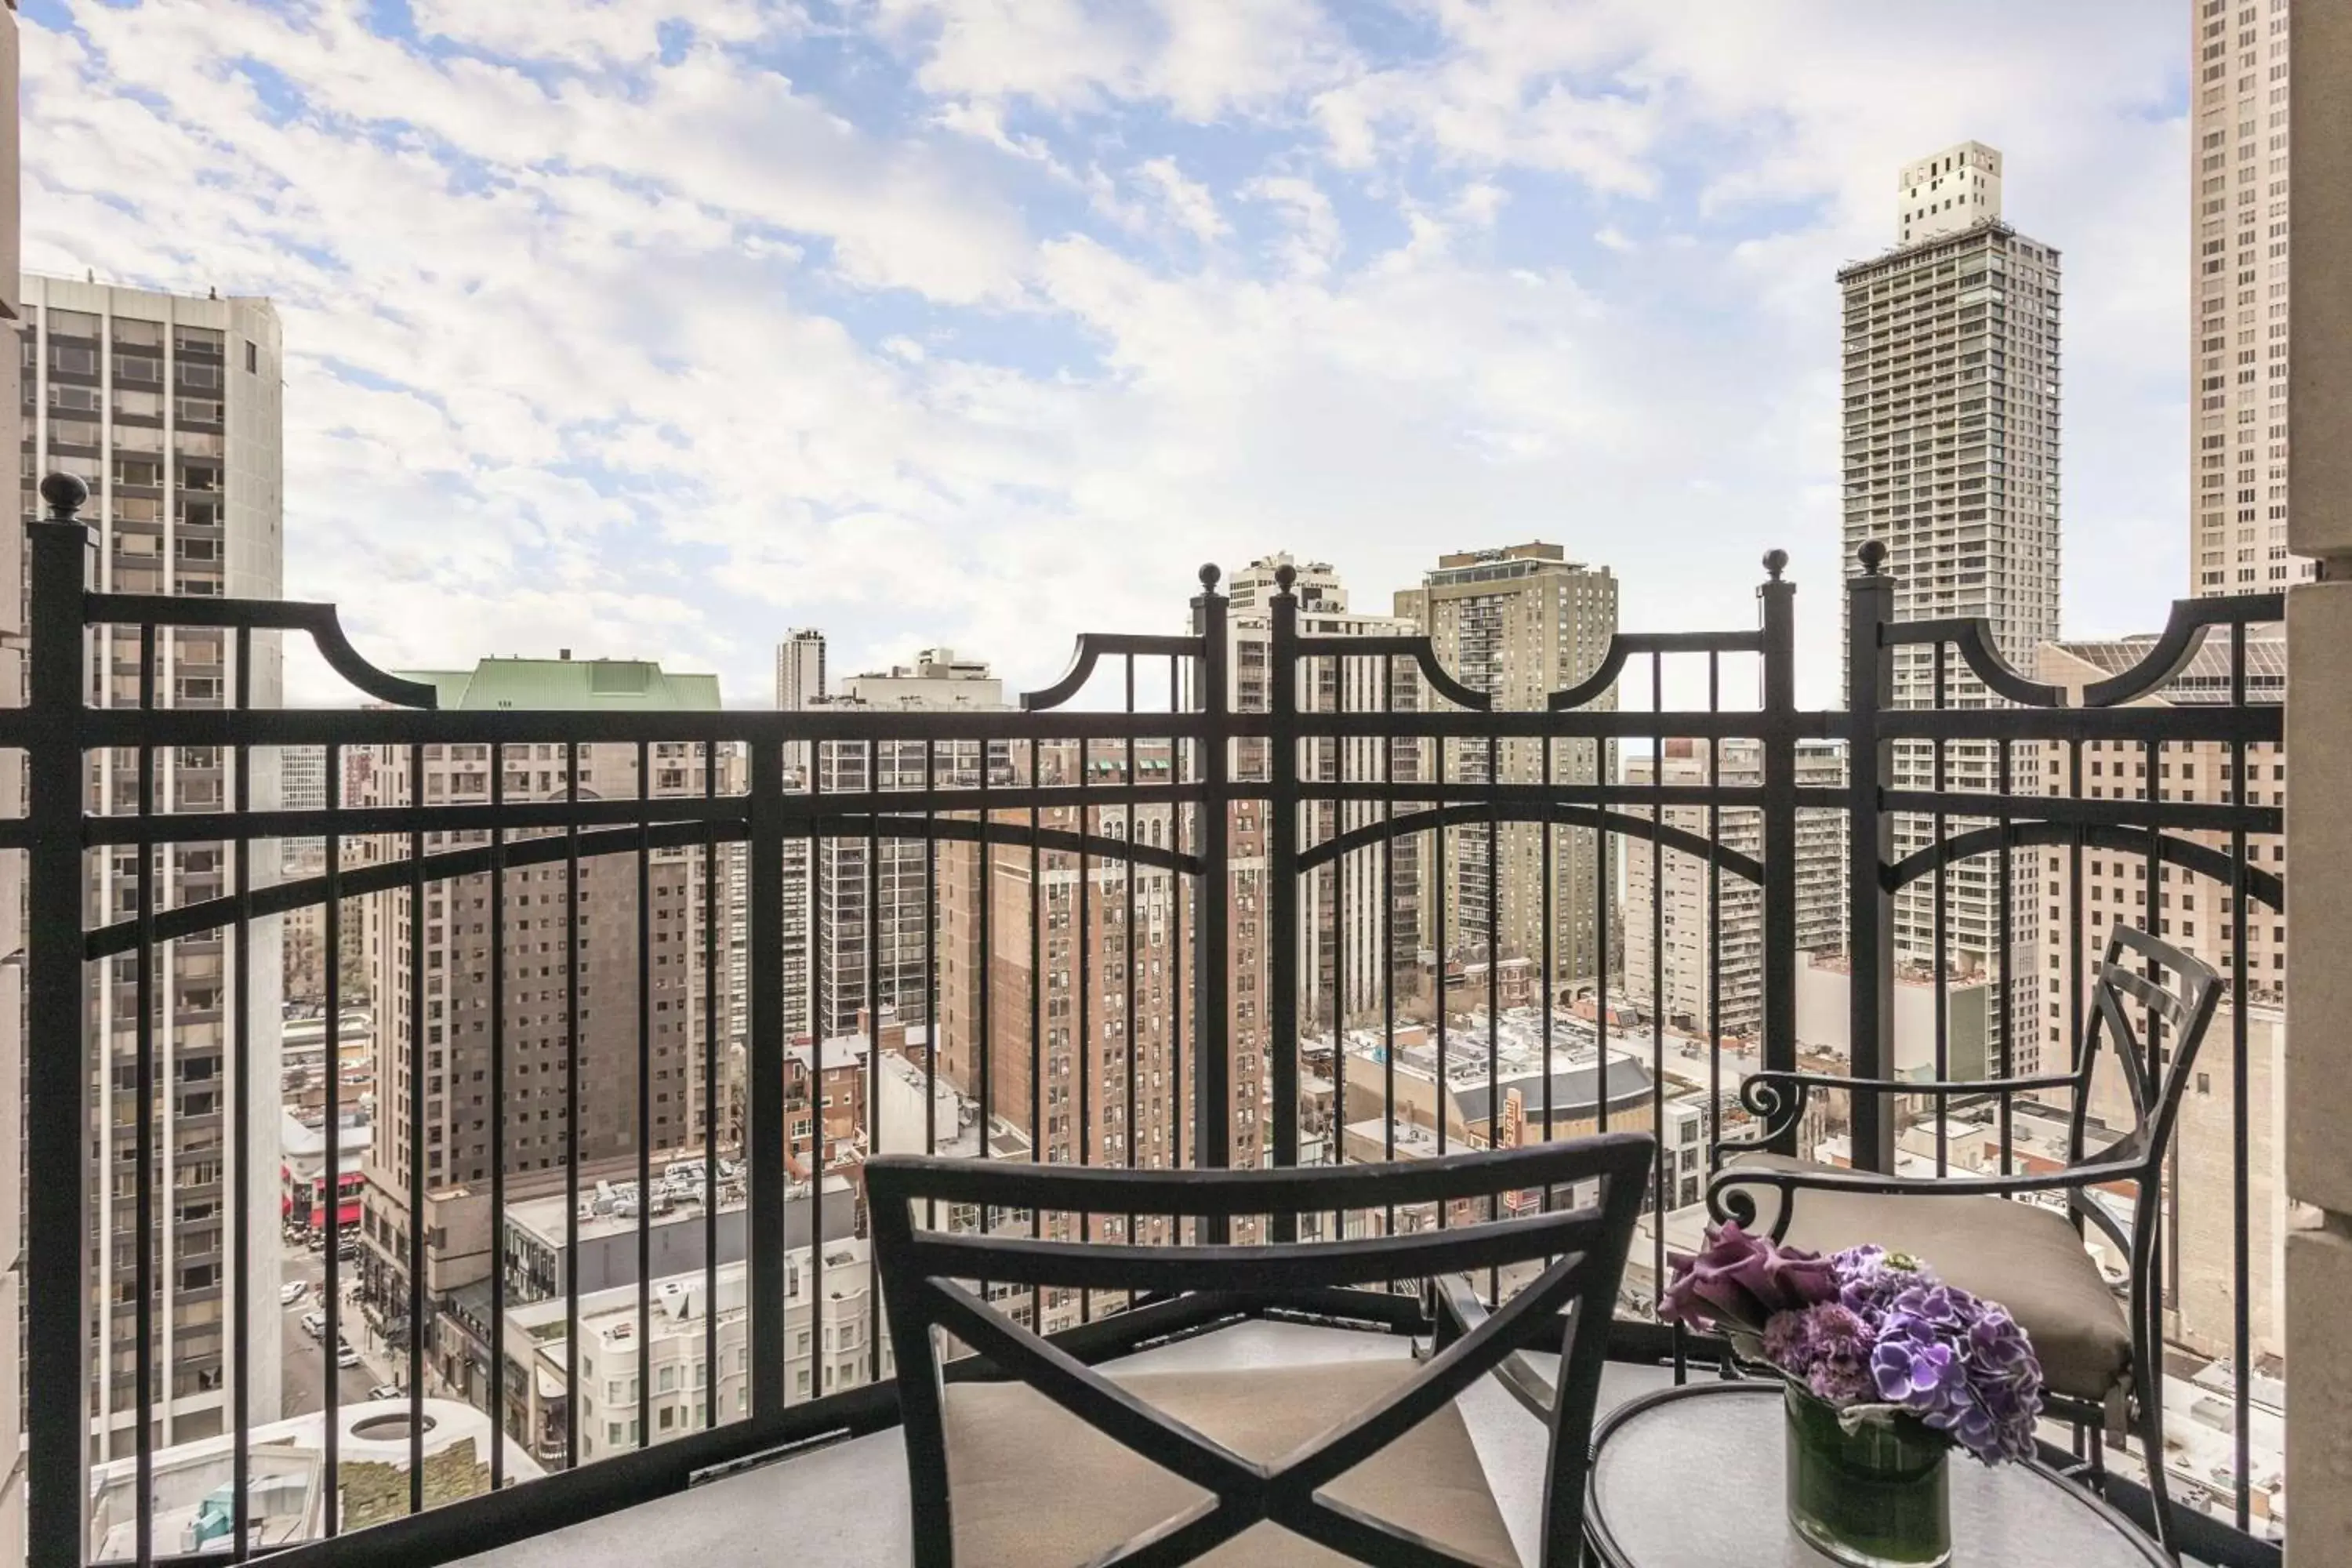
[
  {"xmin": 279, "ymin": 1280, "xmax": 307, "ymax": 1306},
  {"xmin": 366, "ymin": 1384, "xmax": 403, "ymax": 1402},
  {"xmin": 299, "ymin": 1312, "xmax": 325, "ymax": 1340},
  {"xmin": 336, "ymin": 1345, "xmax": 361, "ymax": 1370}
]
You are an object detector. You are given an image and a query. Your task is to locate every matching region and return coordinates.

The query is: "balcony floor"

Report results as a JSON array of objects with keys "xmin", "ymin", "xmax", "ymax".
[{"xmin": 455, "ymin": 1319, "xmax": 1675, "ymax": 1568}]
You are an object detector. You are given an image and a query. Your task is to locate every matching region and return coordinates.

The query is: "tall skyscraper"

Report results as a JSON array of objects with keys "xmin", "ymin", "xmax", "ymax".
[
  {"xmin": 1394, "ymin": 543, "xmax": 1617, "ymax": 993},
  {"xmin": 2191, "ymin": 0, "xmax": 2298, "ymax": 594},
  {"xmin": 815, "ymin": 649, "xmax": 1003, "ymax": 1038},
  {"xmin": 1838, "ymin": 143, "xmax": 2060, "ymax": 1039},
  {"xmin": 18, "ymin": 274, "xmax": 288, "ymax": 1456},
  {"xmin": 355, "ymin": 657, "xmax": 733, "ymax": 1366},
  {"xmin": 1226, "ymin": 554, "xmax": 1425, "ymax": 1025},
  {"xmin": 775, "ymin": 628, "xmax": 826, "ymax": 712}
]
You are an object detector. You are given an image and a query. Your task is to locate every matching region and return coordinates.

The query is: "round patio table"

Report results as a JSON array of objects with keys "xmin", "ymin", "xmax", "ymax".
[{"xmin": 1582, "ymin": 1381, "xmax": 2169, "ymax": 1567}]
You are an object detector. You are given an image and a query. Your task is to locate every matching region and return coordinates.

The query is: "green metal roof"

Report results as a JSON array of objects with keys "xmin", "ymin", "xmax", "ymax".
[{"xmin": 398, "ymin": 657, "xmax": 722, "ymax": 712}]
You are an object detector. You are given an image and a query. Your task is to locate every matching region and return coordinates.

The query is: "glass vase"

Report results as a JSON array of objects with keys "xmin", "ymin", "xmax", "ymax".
[{"xmin": 1783, "ymin": 1382, "xmax": 1952, "ymax": 1568}]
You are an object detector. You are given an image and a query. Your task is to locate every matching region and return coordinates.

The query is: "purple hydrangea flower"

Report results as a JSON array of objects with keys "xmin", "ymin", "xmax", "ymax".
[{"xmin": 1657, "ymin": 1222, "xmax": 1840, "ymax": 1335}]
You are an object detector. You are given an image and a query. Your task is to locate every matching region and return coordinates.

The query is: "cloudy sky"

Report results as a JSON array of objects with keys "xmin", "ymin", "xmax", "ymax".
[{"xmin": 18, "ymin": 1, "xmax": 2193, "ymax": 707}]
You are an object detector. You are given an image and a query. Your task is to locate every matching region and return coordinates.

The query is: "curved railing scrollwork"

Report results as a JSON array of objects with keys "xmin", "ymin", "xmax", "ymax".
[
  {"xmin": 2080, "ymin": 593, "xmax": 2286, "ymax": 708},
  {"xmin": 1019, "ymin": 632, "xmax": 1201, "ymax": 711},
  {"xmin": 1293, "ymin": 633, "xmax": 1492, "ymax": 712},
  {"xmin": 1882, "ymin": 820, "xmax": 2285, "ymax": 912},
  {"xmin": 84, "ymin": 592, "xmax": 441, "ymax": 709},
  {"xmin": 1878, "ymin": 616, "xmax": 2064, "ymax": 707}
]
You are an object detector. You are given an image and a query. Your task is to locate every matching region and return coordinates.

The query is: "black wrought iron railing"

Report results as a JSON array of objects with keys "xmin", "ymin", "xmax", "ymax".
[{"xmin": 6, "ymin": 476, "xmax": 2284, "ymax": 1566}]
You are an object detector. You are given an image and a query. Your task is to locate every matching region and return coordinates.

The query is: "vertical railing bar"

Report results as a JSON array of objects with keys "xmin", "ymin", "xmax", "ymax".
[
  {"xmin": 2229, "ymin": 621, "xmax": 2252, "ymax": 1532},
  {"xmin": 1594, "ymin": 684, "xmax": 1610, "ymax": 1141},
  {"xmin": 230, "ymin": 624, "xmax": 252, "ymax": 1560},
  {"xmin": 746, "ymin": 735, "xmax": 787, "ymax": 1421},
  {"xmin": 1192, "ymin": 572, "xmax": 1230, "ymax": 1240},
  {"xmin": 1077, "ymin": 733, "xmax": 1093, "ymax": 1321},
  {"xmin": 1434, "ymin": 710, "xmax": 1448, "ymax": 1201},
  {"xmin": 1539, "ymin": 717, "xmax": 1553, "ymax": 1222},
  {"xmin": 564, "ymin": 739, "xmax": 581, "ymax": 1466},
  {"xmin": 490, "ymin": 743, "xmax": 510, "ymax": 1471},
  {"xmin": 1381, "ymin": 655, "xmax": 1396, "ymax": 1247},
  {"xmin": 27, "ymin": 493, "xmax": 94, "ymax": 1568},
  {"xmin": 1650, "ymin": 651, "xmax": 1666, "ymax": 1339},
  {"xmin": 322, "ymin": 742, "xmax": 343, "ymax": 1537},
  {"xmin": 1996, "ymin": 736, "xmax": 2015, "ymax": 1175},
  {"xmin": 1123, "ymin": 662, "xmax": 1137, "ymax": 1245},
  {"xmin": 979, "ymin": 724, "xmax": 994, "ymax": 1245},
  {"xmin": 1330, "ymin": 652, "xmax": 1346, "ymax": 1243},
  {"xmin": 408, "ymin": 738, "xmax": 427, "ymax": 1504},
  {"xmin": 1933, "ymin": 641, "xmax": 1949, "ymax": 1177},
  {"xmin": 1705, "ymin": 652, "xmax": 1722, "ymax": 1172},
  {"xmin": 922, "ymin": 739, "xmax": 939, "ymax": 1236},
  {"xmin": 637, "ymin": 739, "xmax": 653, "ymax": 1452},
  {"xmin": 1168, "ymin": 655, "xmax": 1182, "ymax": 1185},
  {"xmin": 866, "ymin": 738, "xmax": 883, "ymax": 1371},
  {"xmin": 135, "ymin": 621, "xmax": 158, "ymax": 1566},
  {"xmin": 1484, "ymin": 720, "xmax": 1498, "ymax": 1297},
  {"xmin": 1268, "ymin": 575, "xmax": 1299, "ymax": 1243},
  {"xmin": 808, "ymin": 741, "xmax": 826, "ymax": 1406},
  {"xmin": 702, "ymin": 739, "xmax": 719, "ymax": 1429},
  {"xmin": 1029, "ymin": 739, "xmax": 1044, "ymax": 1334}
]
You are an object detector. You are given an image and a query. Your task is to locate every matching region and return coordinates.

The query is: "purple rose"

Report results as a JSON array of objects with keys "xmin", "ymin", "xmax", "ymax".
[{"xmin": 1658, "ymin": 1223, "xmax": 1838, "ymax": 1335}]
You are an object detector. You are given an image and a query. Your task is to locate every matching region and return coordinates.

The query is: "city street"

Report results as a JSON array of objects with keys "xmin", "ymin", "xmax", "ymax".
[{"xmin": 277, "ymin": 1247, "xmax": 390, "ymax": 1419}]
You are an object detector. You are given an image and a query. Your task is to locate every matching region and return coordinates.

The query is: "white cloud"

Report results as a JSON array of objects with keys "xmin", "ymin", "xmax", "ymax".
[{"xmin": 16, "ymin": 0, "xmax": 2205, "ymax": 713}]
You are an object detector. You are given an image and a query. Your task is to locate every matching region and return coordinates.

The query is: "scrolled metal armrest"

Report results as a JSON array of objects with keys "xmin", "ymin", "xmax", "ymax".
[{"xmin": 1708, "ymin": 1152, "xmax": 2148, "ymax": 1240}]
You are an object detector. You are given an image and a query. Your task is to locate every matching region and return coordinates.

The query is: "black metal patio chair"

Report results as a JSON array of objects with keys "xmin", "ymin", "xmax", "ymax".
[
  {"xmin": 868, "ymin": 1133, "xmax": 1654, "ymax": 1566},
  {"xmin": 1709, "ymin": 925, "xmax": 2223, "ymax": 1559}
]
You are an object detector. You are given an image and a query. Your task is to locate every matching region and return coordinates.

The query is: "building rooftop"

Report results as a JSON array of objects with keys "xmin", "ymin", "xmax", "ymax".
[{"xmin": 401, "ymin": 656, "xmax": 722, "ymax": 713}]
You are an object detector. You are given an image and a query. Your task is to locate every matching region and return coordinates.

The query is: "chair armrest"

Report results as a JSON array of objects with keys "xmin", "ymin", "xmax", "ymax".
[
  {"xmin": 1717, "ymin": 1067, "xmax": 2085, "ymax": 1154},
  {"xmin": 1708, "ymin": 1154, "xmax": 2146, "ymax": 1239},
  {"xmin": 1431, "ymin": 1275, "xmax": 1559, "ymax": 1425}
]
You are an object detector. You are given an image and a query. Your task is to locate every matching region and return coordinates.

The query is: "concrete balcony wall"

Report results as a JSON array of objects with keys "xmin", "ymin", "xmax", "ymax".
[{"xmin": 2287, "ymin": 4, "xmax": 2352, "ymax": 1562}]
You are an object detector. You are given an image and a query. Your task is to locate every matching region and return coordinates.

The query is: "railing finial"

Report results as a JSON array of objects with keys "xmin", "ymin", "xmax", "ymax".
[
  {"xmin": 1857, "ymin": 538, "xmax": 1888, "ymax": 575},
  {"xmin": 1762, "ymin": 548, "xmax": 1788, "ymax": 582},
  {"xmin": 1197, "ymin": 562, "xmax": 1221, "ymax": 593},
  {"xmin": 1273, "ymin": 561, "xmax": 1296, "ymax": 595},
  {"xmin": 38, "ymin": 471, "xmax": 89, "ymax": 521}
]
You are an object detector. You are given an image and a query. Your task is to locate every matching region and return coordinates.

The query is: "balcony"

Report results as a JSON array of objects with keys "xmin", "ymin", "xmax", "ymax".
[{"xmin": 8, "ymin": 494, "xmax": 2291, "ymax": 1566}]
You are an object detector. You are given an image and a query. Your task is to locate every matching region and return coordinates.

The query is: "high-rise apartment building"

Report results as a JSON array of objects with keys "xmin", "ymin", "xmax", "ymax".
[
  {"xmin": 814, "ymin": 649, "xmax": 1003, "ymax": 1038},
  {"xmin": 355, "ymin": 657, "xmax": 734, "ymax": 1367},
  {"xmin": 17, "ymin": 274, "xmax": 289, "ymax": 1457},
  {"xmin": 935, "ymin": 737, "xmax": 1269, "ymax": 1300},
  {"xmin": 1226, "ymin": 554, "xmax": 1425, "ymax": 1026},
  {"xmin": 1623, "ymin": 739, "xmax": 1849, "ymax": 1040},
  {"xmin": 775, "ymin": 628, "xmax": 826, "ymax": 713},
  {"xmin": 2190, "ymin": 0, "xmax": 2299, "ymax": 595},
  {"xmin": 1394, "ymin": 543, "xmax": 1617, "ymax": 990},
  {"xmin": 1839, "ymin": 143, "xmax": 2060, "ymax": 1050}
]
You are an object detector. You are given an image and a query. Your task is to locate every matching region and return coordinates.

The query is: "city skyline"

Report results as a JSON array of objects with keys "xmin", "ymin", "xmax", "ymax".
[{"xmin": 14, "ymin": 3, "xmax": 2208, "ymax": 714}]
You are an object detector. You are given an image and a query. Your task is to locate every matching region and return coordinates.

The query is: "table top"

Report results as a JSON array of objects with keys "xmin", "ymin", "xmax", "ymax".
[{"xmin": 1583, "ymin": 1381, "xmax": 2169, "ymax": 1568}]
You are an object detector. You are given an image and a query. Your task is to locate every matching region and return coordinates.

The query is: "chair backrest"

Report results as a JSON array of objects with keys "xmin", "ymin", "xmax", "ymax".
[
  {"xmin": 868, "ymin": 1134, "xmax": 1654, "ymax": 1568},
  {"xmin": 2071, "ymin": 924, "xmax": 2224, "ymax": 1178}
]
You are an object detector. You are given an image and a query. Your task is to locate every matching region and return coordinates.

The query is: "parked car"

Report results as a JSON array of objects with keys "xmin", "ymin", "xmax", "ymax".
[
  {"xmin": 336, "ymin": 1344, "xmax": 361, "ymax": 1370},
  {"xmin": 299, "ymin": 1312, "xmax": 325, "ymax": 1340},
  {"xmin": 279, "ymin": 1280, "xmax": 307, "ymax": 1306}
]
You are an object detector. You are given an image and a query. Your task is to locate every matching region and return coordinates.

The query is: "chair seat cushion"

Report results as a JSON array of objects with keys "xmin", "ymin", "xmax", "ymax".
[
  {"xmin": 1722, "ymin": 1153, "xmax": 2133, "ymax": 1404},
  {"xmin": 942, "ymin": 1353, "xmax": 1521, "ymax": 1566}
]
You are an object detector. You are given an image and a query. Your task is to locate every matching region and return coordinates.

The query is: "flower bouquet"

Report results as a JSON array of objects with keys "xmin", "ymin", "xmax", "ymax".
[{"xmin": 1657, "ymin": 1222, "xmax": 2045, "ymax": 1568}]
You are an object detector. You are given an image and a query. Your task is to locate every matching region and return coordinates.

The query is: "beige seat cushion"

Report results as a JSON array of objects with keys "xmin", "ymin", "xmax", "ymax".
[
  {"xmin": 942, "ymin": 1355, "xmax": 1520, "ymax": 1566},
  {"xmin": 1721, "ymin": 1153, "xmax": 2133, "ymax": 1404}
]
